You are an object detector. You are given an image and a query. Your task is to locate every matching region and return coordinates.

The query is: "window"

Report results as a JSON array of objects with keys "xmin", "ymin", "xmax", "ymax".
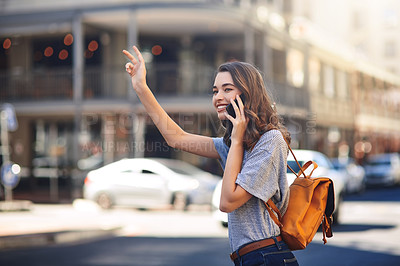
[
  {"xmin": 33, "ymin": 36, "xmax": 72, "ymax": 68},
  {"xmin": 384, "ymin": 40, "xmax": 396, "ymax": 57},
  {"xmin": 0, "ymin": 38, "xmax": 10, "ymax": 70},
  {"xmin": 308, "ymin": 57, "xmax": 321, "ymax": 91},
  {"xmin": 286, "ymin": 49, "xmax": 304, "ymax": 88},
  {"xmin": 33, "ymin": 34, "xmax": 101, "ymax": 68},
  {"xmin": 272, "ymin": 48, "xmax": 286, "ymax": 83},
  {"xmin": 336, "ymin": 70, "xmax": 348, "ymax": 99},
  {"xmin": 323, "ymin": 65, "xmax": 335, "ymax": 98}
]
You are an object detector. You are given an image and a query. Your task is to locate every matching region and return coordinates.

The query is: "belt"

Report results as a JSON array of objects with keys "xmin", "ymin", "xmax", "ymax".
[{"xmin": 230, "ymin": 236, "xmax": 282, "ymax": 261}]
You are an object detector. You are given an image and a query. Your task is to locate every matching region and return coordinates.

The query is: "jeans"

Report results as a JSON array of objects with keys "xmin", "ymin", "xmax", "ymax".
[{"xmin": 233, "ymin": 238, "xmax": 298, "ymax": 266}]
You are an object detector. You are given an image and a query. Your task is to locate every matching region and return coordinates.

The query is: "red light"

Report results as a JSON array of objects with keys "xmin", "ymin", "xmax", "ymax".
[
  {"xmin": 58, "ymin": 49, "xmax": 68, "ymax": 60},
  {"xmin": 151, "ymin": 45, "xmax": 162, "ymax": 56},
  {"xmin": 44, "ymin": 46, "xmax": 53, "ymax": 57},
  {"xmin": 64, "ymin": 34, "xmax": 73, "ymax": 46},
  {"xmin": 3, "ymin": 38, "xmax": 11, "ymax": 50},
  {"xmin": 88, "ymin": 40, "xmax": 98, "ymax": 52}
]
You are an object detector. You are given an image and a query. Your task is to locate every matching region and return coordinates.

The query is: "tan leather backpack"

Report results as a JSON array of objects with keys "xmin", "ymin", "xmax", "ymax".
[{"xmin": 265, "ymin": 142, "xmax": 335, "ymax": 250}]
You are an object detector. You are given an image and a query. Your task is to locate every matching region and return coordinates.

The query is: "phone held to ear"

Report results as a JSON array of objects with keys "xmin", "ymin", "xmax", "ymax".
[{"xmin": 226, "ymin": 94, "xmax": 245, "ymax": 118}]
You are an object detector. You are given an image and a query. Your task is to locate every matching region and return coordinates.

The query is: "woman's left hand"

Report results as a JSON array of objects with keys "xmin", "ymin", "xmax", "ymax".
[
  {"xmin": 225, "ymin": 94, "xmax": 248, "ymax": 146},
  {"xmin": 220, "ymin": 94, "xmax": 252, "ymax": 213}
]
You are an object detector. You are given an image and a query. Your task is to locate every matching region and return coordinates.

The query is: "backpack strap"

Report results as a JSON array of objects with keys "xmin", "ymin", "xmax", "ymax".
[
  {"xmin": 282, "ymin": 136, "xmax": 307, "ymax": 179},
  {"xmin": 264, "ymin": 133, "xmax": 306, "ymax": 228},
  {"xmin": 264, "ymin": 130, "xmax": 310, "ymax": 227},
  {"xmin": 265, "ymin": 199, "xmax": 282, "ymax": 228},
  {"xmin": 297, "ymin": 160, "xmax": 319, "ymax": 177}
]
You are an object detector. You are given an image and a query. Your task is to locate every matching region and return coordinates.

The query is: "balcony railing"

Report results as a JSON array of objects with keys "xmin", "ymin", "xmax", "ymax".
[
  {"xmin": 0, "ymin": 67, "xmax": 128, "ymax": 102},
  {"xmin": 0, "ymin": 68, "xmax": 73, "ymax": 101},
  {"xmin": 272, "ymin": 82, "xmax": 310, "ymax": 111},
  {"xmin": 0, "ymin": 64, "xmax": 310, "ymax": 115},
  {"xmin": 83, "ymin": 67, "xmax": 127, "ymax": 99},
  {"xmin": 0, "ymin": 63, "xmax": 216, "ymax": 103}
]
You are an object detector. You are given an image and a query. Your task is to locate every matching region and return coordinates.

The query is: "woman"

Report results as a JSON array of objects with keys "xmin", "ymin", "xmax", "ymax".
[{"xmin": 123, "ymin": 46, "xmax": 298, "ymax": 266}]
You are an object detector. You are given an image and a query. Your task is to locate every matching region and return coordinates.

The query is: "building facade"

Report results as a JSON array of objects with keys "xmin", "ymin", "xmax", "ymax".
[
  {"xmin": 1, "ymin": 0, "xmax": 399, "ymax": 202},
  {"xmin": 291, "ymin": 0, "xmax": 400, "ymax": 75}
]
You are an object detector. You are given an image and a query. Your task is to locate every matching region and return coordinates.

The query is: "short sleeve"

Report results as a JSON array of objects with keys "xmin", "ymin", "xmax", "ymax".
[
  {"xmin": 212, "ymin": 137, "xmax": 229, "ymax": 170},
  {"xmin": 235, "ymin": 130, "xmax": 288, "ymax": 204}
]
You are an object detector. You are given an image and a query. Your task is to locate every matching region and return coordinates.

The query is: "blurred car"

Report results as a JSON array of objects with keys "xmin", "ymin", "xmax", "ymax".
[
  {"xmin": 331, "ymin": 158, "xmax": 366, "ymax": 194},
  {"xmin": 212, "ymin": 180, "xmax": 228, "ymax": 227},
  {"xmin": 285, "ymin": 149, "xmax": 345, "ymax": 224},
  {"xmin": 84, "ymin": 158, "xmax": 220, "ymax": 210},
  {"xmin": 71, "ymin": 154, "xmax": 105, "ymax": 198},
  {"xmin": 364, "ymin": 153, "xmax": 400, "ymax": 187},
  {"xmin": 212, "ymin": 149, "xmax": 346, "ymax": 227}
]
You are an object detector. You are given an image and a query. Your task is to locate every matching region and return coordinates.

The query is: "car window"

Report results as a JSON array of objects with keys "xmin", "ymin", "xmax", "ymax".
[
  {"xmin": 367, "ymin": 155, "xmax": 391, "ymax": 166},
  {"xmin": 313, "ymin": 153, "xmax": 333, "ymax": 169},
  {"xmin": 368, "ymin": 160, "xmax": 390, "ymax": 166},
  {"xmin": 331, "ymin": 162, "xmax": 343, "ymax": 170},
  {"xmin": 287, "ymin": 160, "xmax": 304, "ymax": 174},
  {"xmin": 142, "ymin": 169, "xmax": 156, "ymax": 174}
]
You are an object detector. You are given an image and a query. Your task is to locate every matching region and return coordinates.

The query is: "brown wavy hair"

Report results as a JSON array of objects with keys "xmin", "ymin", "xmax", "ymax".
[{"xmin": 218, "ymin": 61, "xmax": 291, "ymax": 150}]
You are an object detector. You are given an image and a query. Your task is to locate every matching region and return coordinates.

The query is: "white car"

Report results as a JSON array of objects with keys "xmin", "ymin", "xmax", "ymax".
[
  {"xmin": 84, "ymin": 158, "xmax": 220, "ymax": 210},
  {"xmin": 364, "ymin": 153, "xmax": 400, "ymax": 186},
  {"xmin": 331, "ymin": 158, "xmax": 366, "ymax": 194},
  {"xmin": 212, "ymin": 149, "xmax": 346, "ymax": 227},
  {"xmin": 212, "ymin": 180, "xmax": 228, "ymax": 227}
]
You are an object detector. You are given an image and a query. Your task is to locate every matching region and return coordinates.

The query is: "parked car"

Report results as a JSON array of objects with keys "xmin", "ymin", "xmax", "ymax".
[
  {"xmin": 212, "ymin": 149, "xmax": 346, "ymax": 227},
  {"xmin": 364, "ymin": 153, "xmax": 400, "ymax": 187},
  {"xmin": 84, "ymin": 158, "xmax": 220, "ymax": 210},
  {"xmin": 211, "ymin": 180, "xmax": 228, "ymax": 227},
  {"xmin": 331, "ymin": 158, "xmax": 366, "ymax": 194}
]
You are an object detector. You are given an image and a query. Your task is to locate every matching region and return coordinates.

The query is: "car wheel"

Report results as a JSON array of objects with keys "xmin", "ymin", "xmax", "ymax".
[
  {"xmin": 96, "ymin": 192, "xmax": 113, "ymax": 209},
  {"xmin": 171, "ymin": 192, "xmax": 188, "ymax": 211}
]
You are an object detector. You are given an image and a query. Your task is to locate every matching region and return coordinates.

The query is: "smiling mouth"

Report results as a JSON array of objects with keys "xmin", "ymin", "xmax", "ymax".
[{"xmin": 216, "ymin": 105, "xmax": 228, "ymax": 112}]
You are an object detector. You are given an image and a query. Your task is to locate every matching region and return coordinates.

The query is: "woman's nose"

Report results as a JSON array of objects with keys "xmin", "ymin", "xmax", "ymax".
[{"xmin": 214, "ymin": 90, "xmax": 223, "ymax": 100}]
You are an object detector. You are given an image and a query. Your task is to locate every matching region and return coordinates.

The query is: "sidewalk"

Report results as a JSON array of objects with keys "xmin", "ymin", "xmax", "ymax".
[{"xmin": 0, "ymin": 200, "xmax": 124, "ymax": 250}]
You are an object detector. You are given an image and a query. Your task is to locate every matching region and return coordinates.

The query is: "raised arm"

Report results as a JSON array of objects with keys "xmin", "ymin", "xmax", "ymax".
[{"xmin": 123, "ymin": 46, "xmax": 219, "ymax": 159}]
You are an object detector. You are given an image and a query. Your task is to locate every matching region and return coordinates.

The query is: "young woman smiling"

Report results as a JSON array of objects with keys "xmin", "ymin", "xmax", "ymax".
[{"xmin": 123, "ymin": 46, "xmax": 298, "ymax": 266}]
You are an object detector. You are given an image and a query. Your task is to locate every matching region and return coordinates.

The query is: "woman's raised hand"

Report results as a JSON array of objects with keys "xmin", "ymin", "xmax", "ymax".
[{"xmin": 122, "ymin": 46, "xmax": 147, "ymax": 91}]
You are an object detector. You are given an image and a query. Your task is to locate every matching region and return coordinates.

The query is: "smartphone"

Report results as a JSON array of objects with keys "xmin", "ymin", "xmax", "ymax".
[{"xmin": 226, "ymin": 94, "xmax": 245, "ymax": 118}]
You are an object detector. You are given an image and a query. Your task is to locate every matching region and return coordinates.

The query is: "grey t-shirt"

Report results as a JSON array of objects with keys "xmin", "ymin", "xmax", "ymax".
[{"xmin": 213, "ymin": 129, "xmax": 290, "ymax": 252}]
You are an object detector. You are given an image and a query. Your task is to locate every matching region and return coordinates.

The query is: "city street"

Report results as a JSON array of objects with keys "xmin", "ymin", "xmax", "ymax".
[{"xmin": 1, "ymin": 187, "xmax": 400, "ymax": 265}]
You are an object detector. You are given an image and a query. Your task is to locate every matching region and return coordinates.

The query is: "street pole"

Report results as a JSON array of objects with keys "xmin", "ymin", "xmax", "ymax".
[{"xmin": 0, "ymin": 110, "xmax": 12, "ymax": 201}]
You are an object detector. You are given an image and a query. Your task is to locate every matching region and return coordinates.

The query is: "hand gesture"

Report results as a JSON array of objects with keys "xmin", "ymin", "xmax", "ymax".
[{"xmin": 122, "ymin": 46, "xmax": 147, "ymax": 91}]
